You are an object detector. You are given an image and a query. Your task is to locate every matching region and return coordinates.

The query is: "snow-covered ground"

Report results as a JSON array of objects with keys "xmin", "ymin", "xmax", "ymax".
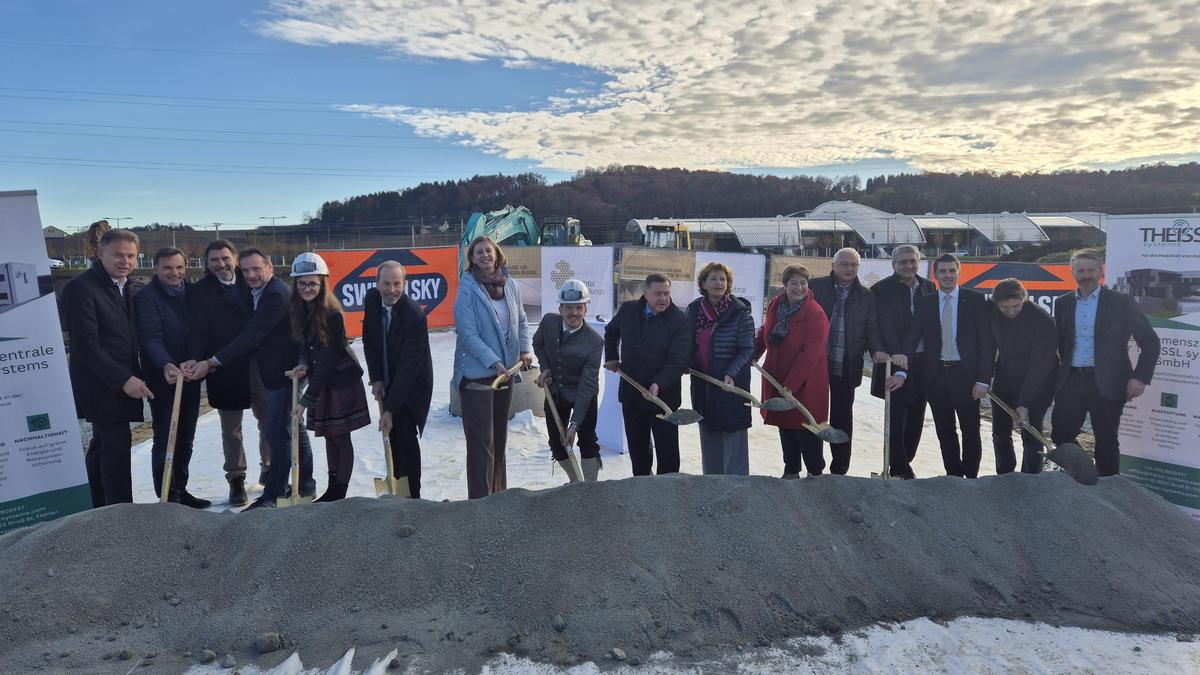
[
  {"xmin": 186, "ymin": 617, "xmax": 1200, "ymax": 675},
  {"xmin": 131, "ymin": 331, "xmax": 1194, "ymax": 674}
]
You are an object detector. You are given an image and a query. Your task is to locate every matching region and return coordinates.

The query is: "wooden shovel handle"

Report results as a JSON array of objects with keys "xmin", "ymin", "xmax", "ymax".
[
  {"xmin": 752, "ymin": 362, "xmax": 818, "ymax": 426},
  {"xmin": 545, "ymin": 392, "xmax": 571, "ymax": 446},
  {"xmin": 159, "ymin": 374, "xmax": 186, "ymax": 503},
  {"xmin": 615, "ymin": 369, "xmax": 674, "ymax": 417},
  {"xmin": 688, "ymin": 368, "xmax": 761, "ymax": 405},
  {"xmin": 987, "ymin": 392, "xmax": 1053, "ymax": 449},
  {"xmin": 491, "ymin": 361, "xmax": 523, "ymax": 389}
]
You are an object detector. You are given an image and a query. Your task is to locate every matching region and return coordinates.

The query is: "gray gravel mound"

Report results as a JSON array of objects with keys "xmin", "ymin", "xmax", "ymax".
[{"xmin": 2, "ymin": 473, "xmax": 1199, "ymax": 672}]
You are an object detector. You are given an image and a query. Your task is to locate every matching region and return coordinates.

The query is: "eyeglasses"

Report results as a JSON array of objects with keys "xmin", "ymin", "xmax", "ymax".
[
  {"xmin": 560, "ymin": 288, "xmax": 586, "ymax": 301},
  {"xmin": 295, "ymin": 281, "xmax": 321, "ymax": 290}
]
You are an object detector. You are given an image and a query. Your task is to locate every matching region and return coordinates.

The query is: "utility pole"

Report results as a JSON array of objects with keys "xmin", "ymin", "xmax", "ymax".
[
  {"xmin": 102, "ymin": 216, "xmax": 132, "ymax": 228},
  {"xmin": 212, "ymin": 222, "xmax": 223, "ymax": 237},
  {"xmin": 260, "ymin": 216, "xmax": 285, "ymax": 262}
]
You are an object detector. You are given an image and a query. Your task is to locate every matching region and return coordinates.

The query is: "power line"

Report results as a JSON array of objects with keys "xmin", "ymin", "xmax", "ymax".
[
  {"xmin": 0, "ymin": 155, "xmax": 480, "ymax": 178},
  {"xmin": 0, "ymin": 118, "xmax": 425, "ymax": 140},
  {"xmin": 0, "ymin": 87, "xmax": 524, "ymax": 112},
  {"xmin": 0, "ymin": 127, "xmax": 456, "ymax": 150},
  {"xmin": 0, "ymin": 39, "xmax": 387, "ymax": 61}
]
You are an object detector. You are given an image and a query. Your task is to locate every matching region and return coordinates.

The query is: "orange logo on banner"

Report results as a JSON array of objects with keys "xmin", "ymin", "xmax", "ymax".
[
  {"xmin": 319, "ymin": 246, "xmax": 459, "ymax": 337},
  {"xmin": 926, "ymin": 260, "xmax": 1102, "ymax": 315}
]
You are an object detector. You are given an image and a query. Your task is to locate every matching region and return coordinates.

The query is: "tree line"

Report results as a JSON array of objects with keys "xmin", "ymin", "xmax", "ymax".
[{"xmin": 309, "ymin": 163, "xmax": 1200, "ymax": 243}]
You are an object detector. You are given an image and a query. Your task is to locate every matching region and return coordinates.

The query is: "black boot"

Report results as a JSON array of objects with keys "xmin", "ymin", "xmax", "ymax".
[
  {"xmin": 228, "ymin": 478, "xmax": 248, "ymax": 507},
  {"xmin": 315, "ymin": 476, "xmax": 348, "ymax": 502},
  {"xmin": 179, "ymin": 492, "xmax": 213, "ymax": 509}
]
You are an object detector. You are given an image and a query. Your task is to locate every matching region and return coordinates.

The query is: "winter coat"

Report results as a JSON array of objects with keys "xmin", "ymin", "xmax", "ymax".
[
  {"xmin": 991, "ymin": 301, "xmax": 1058, "ymax": 410},
  {"xmin": 213, "ymin": 276, "xmax": 298, "ymax": 391},
  {"xmin": 809, "ymin": 272, "xmax": 884, "ymax": 385},
  {"xmin": 362, "ymin": 288, "xmax": 434, "ymax": 433},
  {"xmin": 604, "ymin": 297, "xmax": 692, "ymax": 413},
  {"xmin": 753, "ymin": 293, "xmax": 830, "ymax": 428},
  {"xmin": 452, "ymin": 269, "xmax": 531, "ymax": 387},
  {"xmin": 63, "ymin": 263, "xmax": 145, "ymax": 423},
  {"xmin": 134, "ymin": 276, "xmax": 202, "ymax": 402},
  {"xmin": 298, "ymin": 311, "xmax": 365, "ymax": 408},
  {"xmin": 869, "ymin": 273, "xmax": 935, "ymax": 400},
  {"xmin": 687, "ymin": 296, "xmax": 755, "ymax": 432},
  {"xmin": 186, "ymin": 271, "xmax": 253, "ymax": 410}
]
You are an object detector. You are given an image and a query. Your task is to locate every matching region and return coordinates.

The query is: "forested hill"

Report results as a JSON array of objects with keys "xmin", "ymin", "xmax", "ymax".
[{"xmin": 311, "ymin": 163, "xmax": 1200, "ymax": 230}]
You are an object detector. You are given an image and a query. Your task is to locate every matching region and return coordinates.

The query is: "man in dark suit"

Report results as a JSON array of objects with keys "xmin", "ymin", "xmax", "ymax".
[
  {"xmin": 604, "ymin": 273, "xmax": 692, "ymax": 475},
  {"xmin": 872, "ymin": 244, "xmax": 936, "ymax": 479},
  {"xmin": 63, "ymin": 228, "xmax": 152, "ymax": 506},
  {"xmin": 810, "ymin": 248, "xmax": 887, "ymax": 474},
  {"xmin": 989, "ymin": 278, "xmax": 1058, "ymax": 474},
  {"xmin": 1051, "ymin": 249, "xmax": 1160, "ymax": 477},
  {"xmin": 533, "ymin": 279, "xmax": 606, "ymax": 482},
  {"xmin": 184, "ymin": 239, "xmax": 269, "ymax": 506},
  {"xmin": 903, "ymin": 253, "xmax": 995, "ymax": 478},
  {"xmin": 362, "ymin": 260, "xmax": 433, "ymax": 498},
  {"xmin": 134, "ymin": 246, "xmax": 210, "ymax": 508},
  {"xmin": 187, "ymin": 248, "xmax": 313, "ymax": 509}
]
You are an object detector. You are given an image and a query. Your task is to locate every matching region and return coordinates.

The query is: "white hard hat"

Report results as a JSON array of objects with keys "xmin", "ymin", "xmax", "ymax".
[
  {"xmin": 558, "ymin": 279, "xmax": 590, "ymax": 305},
  {"xmin": 290, "ymin": 251, "xmax": 330, "ymax": 277}
]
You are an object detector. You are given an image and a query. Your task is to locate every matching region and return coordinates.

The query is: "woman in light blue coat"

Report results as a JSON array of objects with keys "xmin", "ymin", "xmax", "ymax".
[{"xmin": 454, "ymin": 236, "xmax": 532, "ymax": 498}]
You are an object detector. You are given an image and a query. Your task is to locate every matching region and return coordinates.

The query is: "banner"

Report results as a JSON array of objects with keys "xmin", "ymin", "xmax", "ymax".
[
  {"xmin": 504, "ymin": 246, "xmax": 541, "ymax": 311},
  {"xmin": 320, "ymin": 246, "xmax": 459, "ymax": 337},
  {"xmin": 767, "ymin": 256, "xmax": 834, "ymax": 300},
  {"xmin": 948, "ymin": 261, "xmax": 1080, "ymax": 316},
  {"xmin": 1105, "ymin": 215, "xmax": 1200, "ymax": 519},
  {"xmin": 0, "ymin": 190, "xmax": 91, "ymax": 535},
  {"xmin": 617, "ymin": 248, "xmax": 696, "ymax": 306},
  {"xmin": 540, "ymin": 246, "xmax": 615, "ymax": 322},
  {"xmin": 695, "ymin": 251, "xmax": 767, "ymax": 326}
]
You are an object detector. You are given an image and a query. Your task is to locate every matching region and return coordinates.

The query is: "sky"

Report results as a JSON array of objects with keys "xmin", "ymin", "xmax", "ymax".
[{"xmin": 3, "ymin": 0, "xmax": 1199, "ymax": 231}]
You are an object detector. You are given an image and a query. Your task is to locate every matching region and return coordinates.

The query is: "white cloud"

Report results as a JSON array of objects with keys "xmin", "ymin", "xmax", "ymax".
[{"xmin": 260, "ymin": 0, "xmax": 1200, "ymax": 173}]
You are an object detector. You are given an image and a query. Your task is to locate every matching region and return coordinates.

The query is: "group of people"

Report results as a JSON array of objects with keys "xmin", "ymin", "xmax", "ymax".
[
  {"xmin": 65, "ymin": 223, "xmax": 432, "ymax": 509},
  {"xmin": 64, "ymin": 223, "xmax": 1161, "ymax": 510}
]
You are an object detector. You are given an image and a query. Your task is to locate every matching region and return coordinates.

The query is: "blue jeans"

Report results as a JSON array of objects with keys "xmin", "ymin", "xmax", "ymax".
[{"xmin": 264, "ymin": 385, "xmax": 315, "ymax": 500}]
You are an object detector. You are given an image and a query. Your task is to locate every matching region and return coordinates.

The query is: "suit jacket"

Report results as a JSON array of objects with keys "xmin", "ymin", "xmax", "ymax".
[
  {"xmin": 63, "ymin": 264, "xmax": 144, "ymax": 423},
  {"xmin": 532, "ymin": 313, "xmax": 604, "ymax": 427},
  {"xmin": 604, "ymin": 297, "xmax": 692, "ymax": 412},
  {"xmin": 214, "ymin": 276, "xmax": 297, "ymax": 391},
  {"xmin": 870, "ymin": 273, "xmax": 935, "ymax": 399},
  {"xmin": 903, "ymin": 286, "xmax": 995, "ymax": 388},
  {"xmin": 134, "ymin": 276, "xmax": 199, "ymax": 394},
  {"xmin": 809, "ymin": 273, "xmax": 884, "ymax": 385},
  {"xmin": 362, "ymin": 288, "xmax": 433, "ymax": 433},
  {"xmin": 187, "ymin": 271, "xmax": 253, "ymax": 410},
  {"xmin": 991, "ymin": 301, "xmax": 1058, "ymax": 410},
  {"xmin": 1054, "ymin": 287, "xmax": 1160, "ymax": 401}
]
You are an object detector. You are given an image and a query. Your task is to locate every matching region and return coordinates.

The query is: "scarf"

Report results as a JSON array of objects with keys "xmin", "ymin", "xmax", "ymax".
[
  {"xmin": 768, "ymin": 294, "xmax": 805, "ymax": 344},
  {"xmin": 471, "ymin": 267, "xmax": 507, "ymax": 300},
  {"xmin": 695, "ymin": 294, "xmax": 732, "ymax": 332}
]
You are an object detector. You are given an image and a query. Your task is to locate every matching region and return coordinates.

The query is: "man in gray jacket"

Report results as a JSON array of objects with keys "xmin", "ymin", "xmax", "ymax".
[{"xmin": 533, "ymin": 279, "xmax": 605, "ymax": 481}]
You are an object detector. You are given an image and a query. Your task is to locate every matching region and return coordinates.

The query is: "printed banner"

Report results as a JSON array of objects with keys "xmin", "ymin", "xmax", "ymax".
[
  {"xmin": 767, "ymin": 256, "xmax": 834, "ymax": 300},
  {"xmin": 0, "ymin": 190, "xmax": 91, "ymax": 535},
  {"xmin": 320, "ymin": 246, "xmax": 458, "ymax": 337},
  {"xmin": 949, "ymin": 261, "xmax": 1081, "ymax": 315},
  {"xmin": 617, "ymin": 248, "xmax": 696, "ymax": 307},
  {"xmin": 503, "ymin": 246, "xmax": 541, "ymax": 310},
  {"xmin": 695, "ymin": 251, "xmax": 767, "ymax": 326},
  {"xmin": 540, "ymin": 247, "xmax": 615, "ymax": 322},
  {"xmin": 1105, "ymin": 215, "xmax": 1200, "ymax": 519}
]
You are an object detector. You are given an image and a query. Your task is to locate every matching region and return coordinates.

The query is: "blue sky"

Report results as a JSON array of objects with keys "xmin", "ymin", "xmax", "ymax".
[{"xmin": 4, "ymin": 0, "xmax": 1197, "ymax": 230}]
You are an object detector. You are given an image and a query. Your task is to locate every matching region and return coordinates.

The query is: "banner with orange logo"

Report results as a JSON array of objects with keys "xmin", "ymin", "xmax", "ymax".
[
  {"xmin": 318, "ymin": 246, "xmax": 459, "ymax": 337},
  {"xmin": 932, "ymin": 261, "xmax": 1083, "ymax": 315}
]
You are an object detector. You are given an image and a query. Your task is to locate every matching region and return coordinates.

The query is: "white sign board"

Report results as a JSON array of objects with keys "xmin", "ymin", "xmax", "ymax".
[
  {"xmin": 694, "ymin": 251, "xmax": 768, "ymax": 326},
  {"xmin": 540, "ymin": 246, "xmax": 615, "ymax": 323},
  {"xmin": 0, "ymin": 190, "xmax": 92, "ymax": 534}
]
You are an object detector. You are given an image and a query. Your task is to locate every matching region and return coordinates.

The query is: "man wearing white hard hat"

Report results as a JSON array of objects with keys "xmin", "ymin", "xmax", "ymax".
[{"xmin": 532, "ymin": 279, "xmax": 606, "ymax": 481}]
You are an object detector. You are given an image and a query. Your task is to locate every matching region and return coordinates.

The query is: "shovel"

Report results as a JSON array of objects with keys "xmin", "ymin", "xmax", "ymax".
[
  {"xmin": 465, "ymin": 361, "xmax": 523, "ymax": 391},
  {"xmin": 277, "ymin": 375, "xmax": 314, "ymax": 508},
  {"xmin": 688, "ymin": 369, "xmax": 793, "ymax": 411},
  {"xmin": 545, "ymin": 390, "xmax": 583, "ymax": 482},
  {"xmin": 374, "ymin": 401, "xmax": 411, "ymax": 498},
  {"xmin": 871, "ymin": 359, "xmax": 895, "ymax": 480},
  {"xmin": 751, "ymin": 362, "xmax": 850, "ymax": 444},
  {"xmin": 158, "ymin": 374, "xmax": 186, "ymax": 503},
  {"xmin": 987, "ymin": 393, "xmax": 1098, "ymax": 486},
  {"xmin": 615, "ymin": 369, "xmax": 703, "ymax": 425}
]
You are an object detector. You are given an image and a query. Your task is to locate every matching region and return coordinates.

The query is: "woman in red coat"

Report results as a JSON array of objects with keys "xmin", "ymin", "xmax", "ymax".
[{"xmin": 754, "ymin": 264, "xmax": 831, "ymax": 478}]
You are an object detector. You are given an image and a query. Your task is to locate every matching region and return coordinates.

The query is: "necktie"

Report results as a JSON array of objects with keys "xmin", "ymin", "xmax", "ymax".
[
  {"xmin": 382, "ymin": 307, "xmax": 392, "ymax": 386},
  {"xmin": 940, "ymin": 295, "xmax": 954, "ymax": 360}
]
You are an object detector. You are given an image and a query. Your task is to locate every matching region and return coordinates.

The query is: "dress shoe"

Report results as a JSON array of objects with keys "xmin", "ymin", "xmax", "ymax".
[{"xmin": 179, "ymin": 492, "xmax": 213, "ymax": 509}]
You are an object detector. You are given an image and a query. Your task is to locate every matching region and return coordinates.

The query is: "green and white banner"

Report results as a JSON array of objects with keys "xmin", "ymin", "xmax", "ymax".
[
  {"xmin": 1106, "ymin": 215, "xmax": 1200, "ymax": 520},
  {"xmin": 0, "ymin": 190, "xmax": 91, "ymax": 535}
]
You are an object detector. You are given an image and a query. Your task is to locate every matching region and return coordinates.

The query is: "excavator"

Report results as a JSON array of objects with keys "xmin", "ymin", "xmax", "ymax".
[{"xmin": 458, "ymin": 205, "xmax": 590, "ymax": 268}]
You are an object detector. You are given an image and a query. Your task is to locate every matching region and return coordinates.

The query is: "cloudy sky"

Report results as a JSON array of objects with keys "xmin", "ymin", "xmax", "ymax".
[{"xmin": 3, "ymin": 0, "xmax": 1198, "ymax": 228}]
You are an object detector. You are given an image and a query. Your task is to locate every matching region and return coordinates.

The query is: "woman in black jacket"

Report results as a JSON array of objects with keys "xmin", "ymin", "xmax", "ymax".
[
  {"xmin": 288, "ymin": 253, "xmax": 370, "ymax": 502},
  {"xmin": 687, "ymin": 262, "xmax": 755, "ymax": 475}
]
